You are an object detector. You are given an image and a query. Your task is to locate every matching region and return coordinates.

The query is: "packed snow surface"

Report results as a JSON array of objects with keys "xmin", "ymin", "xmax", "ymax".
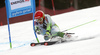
[{"xmin": 0, "ymin": 6, "xmax": 100, "ymax": 55}]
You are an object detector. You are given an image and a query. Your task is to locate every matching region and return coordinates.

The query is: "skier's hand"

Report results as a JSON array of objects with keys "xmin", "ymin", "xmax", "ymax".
[
  {"xmin": 36, "ymin": 30, "xmax": 41, "ymax": 34},
  {"xmin": 35, "ymin": 29, "xmax": 41, "ymax": 35},
  {"xmin": 44, "ymin": 32, "xmax": 50, "ymax": 40},
  {"xmin": 44, "ymin": 35, "xmax": 50, "ymax": 40},
  {"xmin": 46, "ymin": 32, "xmax": 50, "ymax": 35}
]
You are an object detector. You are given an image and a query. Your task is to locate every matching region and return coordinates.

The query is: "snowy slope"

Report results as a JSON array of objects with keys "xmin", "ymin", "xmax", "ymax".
[{"xmin": 0, "ymin": 6, "xmax": 100, "ymax": 55}]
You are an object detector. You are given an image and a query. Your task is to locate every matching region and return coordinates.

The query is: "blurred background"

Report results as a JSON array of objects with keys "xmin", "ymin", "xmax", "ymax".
[{"xmin": 0, "ymin": 0, "xmax": 100, "ymax": 26}]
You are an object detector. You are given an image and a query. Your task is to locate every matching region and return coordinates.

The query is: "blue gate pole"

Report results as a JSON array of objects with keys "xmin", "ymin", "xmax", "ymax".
[
  {"xmin": 5, "ymin": 0, "xmax": 12, "ymax": 48},
  {"xmin": 32, "ymin": 0, "xmax": 39, "ymax": 43},
  {"xmin": 7, "ymin": 19, "xmax": 12, "ymax": 49}
]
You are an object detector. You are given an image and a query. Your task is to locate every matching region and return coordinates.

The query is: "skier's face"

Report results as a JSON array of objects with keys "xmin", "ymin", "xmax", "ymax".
[{"xmin": 37, "ymin": 18, "xmax": 43, "ymax": 24}]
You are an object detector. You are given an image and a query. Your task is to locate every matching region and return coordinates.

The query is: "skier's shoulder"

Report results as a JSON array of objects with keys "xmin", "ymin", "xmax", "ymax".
[
  {"xmin": 45, "ymin": 14, "xmax": 51, "ymax": 17},
  {"xmin": 45, "ymin": 14, "xmax": 51, "ymax": 21}
]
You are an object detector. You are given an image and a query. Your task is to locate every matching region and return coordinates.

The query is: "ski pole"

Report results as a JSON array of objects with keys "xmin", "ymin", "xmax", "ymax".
[
  {"xmin": 51, "ymin": 19, "xmax": 96, "ymax": 36},
  {"xmin": 62, "ymin": 20, "xmax": 96, "ymax": 32}
]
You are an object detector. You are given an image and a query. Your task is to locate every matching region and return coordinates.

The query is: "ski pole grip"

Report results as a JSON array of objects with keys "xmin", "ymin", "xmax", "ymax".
[{"xmin": 66, "ymin": 33, "xmax": 75, "ymax": 34}]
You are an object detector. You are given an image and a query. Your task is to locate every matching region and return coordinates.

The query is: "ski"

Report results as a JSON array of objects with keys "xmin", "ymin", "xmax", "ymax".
[
  {"xmin": 30, "ymin": 36, "xmax": 95, "ymax": 47},
  {"xmin": 30, "ymin": 41, "xmax": 58, "ymax": 46}
]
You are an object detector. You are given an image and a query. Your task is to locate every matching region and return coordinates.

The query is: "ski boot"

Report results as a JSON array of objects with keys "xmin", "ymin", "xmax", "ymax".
[{"xmin": 62, "ymin": 33, "xmax": 77, "ymax": 41}]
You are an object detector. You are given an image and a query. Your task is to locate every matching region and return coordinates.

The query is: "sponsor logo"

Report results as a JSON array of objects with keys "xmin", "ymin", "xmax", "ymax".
[
  {"xmin": 11, "ymin": 0, "xmax": 29, "ymax": 5},
  {"xmin": 11, "ymin": 8, "xmax": 32, "ymax": 17}
]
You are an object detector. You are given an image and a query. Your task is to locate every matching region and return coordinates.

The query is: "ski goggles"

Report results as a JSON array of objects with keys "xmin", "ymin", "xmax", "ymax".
[{"xmin": 36, "ymin": 18, "xmax": 43, "ymax": 22}]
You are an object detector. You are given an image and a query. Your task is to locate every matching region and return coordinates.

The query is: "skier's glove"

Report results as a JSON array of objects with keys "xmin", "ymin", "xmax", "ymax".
[
  {"xmin": 44, "ymin": 35, "xmax": 50, "ymax": 40},
  {"xmin": 35, "ymin": 27, "xmax": 41, "ymax": 35},
  {"xmin": 36, "ymin": 29, "xmax": 41, "ymax": 34},
  {"xmin": 46, "ymin": 32, "xmax": 50, "ymax": 35}
]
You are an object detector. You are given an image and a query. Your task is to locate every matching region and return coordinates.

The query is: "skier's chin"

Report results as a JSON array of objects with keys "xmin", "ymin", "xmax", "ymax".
[{"xmin": 39, "ymin": 22, "xmax": 43, "ymax": 24}]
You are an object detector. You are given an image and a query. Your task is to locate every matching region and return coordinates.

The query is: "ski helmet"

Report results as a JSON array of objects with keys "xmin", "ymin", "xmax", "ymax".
[{"xmin": 34, "ymin": 10, "xmax": 44, "ymax": 19}]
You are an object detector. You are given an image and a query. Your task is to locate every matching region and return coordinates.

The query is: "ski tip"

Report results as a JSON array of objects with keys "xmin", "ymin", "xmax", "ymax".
[
  {"xmin": 30, "ymin": 43, "xmax": 35, "ymax": 47},
  {"xmin": 44, "ymin": 42, "xmax": 48, "ymax": 46}
]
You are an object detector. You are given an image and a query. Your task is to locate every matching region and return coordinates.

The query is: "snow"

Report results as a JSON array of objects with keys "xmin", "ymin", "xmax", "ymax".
[{"xmin": 0, "ymin": 6, "xmax": 100, "ymax": 55}]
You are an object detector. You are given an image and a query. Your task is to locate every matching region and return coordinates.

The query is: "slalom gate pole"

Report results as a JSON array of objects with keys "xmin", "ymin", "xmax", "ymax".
[
  {"xmin": 5, "ymin": 0, "xmax": 12, "ymax": 49},
  {"xmin": 33, "ymin": 0, "xmax": 40, "ymax": 43},
  {"xmin": 39, "ymin": 0, "xmax": 41, "ymax": 10},
  {"xmin": 51, "ymin": 0, "xmax": 56, "ymax": 15},
  {"xmin": 0, "ymin": 22, "xmax": 3, "ymax": 26}
]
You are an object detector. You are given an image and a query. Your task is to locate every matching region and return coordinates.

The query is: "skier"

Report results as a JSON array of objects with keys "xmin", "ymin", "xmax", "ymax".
[{"xmin": 34, "ymin": 10, "xmax": 73, "ymax": 41}]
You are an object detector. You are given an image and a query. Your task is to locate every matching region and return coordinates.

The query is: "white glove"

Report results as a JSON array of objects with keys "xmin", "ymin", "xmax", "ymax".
[
  {"xmin": 35, "ymin": 27, "xmax": 41, "ymax": 35},
  {"xmin": 44, "ymin": 32, "xmax": 51, "ymax": 40},
  {"xmin": 36, "ymin": 30, "xmax": 41, "ymax": 34}
]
